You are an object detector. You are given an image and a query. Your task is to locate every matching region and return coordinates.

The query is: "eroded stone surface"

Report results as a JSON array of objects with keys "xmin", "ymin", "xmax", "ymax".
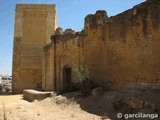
[{"xmin": 23, "ymin": 89, "xmax": 52, "ymax": 102}]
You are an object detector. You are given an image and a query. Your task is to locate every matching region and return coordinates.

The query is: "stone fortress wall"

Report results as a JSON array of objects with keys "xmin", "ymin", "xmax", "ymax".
[
  {"xmin": 13, "ymin": 0, "xmax": 160, "ymax": 93},
  {"xmin": 43, "ymin": 0, "xmax": 160, "ymax": 91}
]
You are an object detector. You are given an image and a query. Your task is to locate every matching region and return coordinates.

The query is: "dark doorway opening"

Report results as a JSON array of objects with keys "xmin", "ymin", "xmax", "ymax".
[{"xmin": 63, "ymin": 65, "xmax": 71, "ymax": 87}]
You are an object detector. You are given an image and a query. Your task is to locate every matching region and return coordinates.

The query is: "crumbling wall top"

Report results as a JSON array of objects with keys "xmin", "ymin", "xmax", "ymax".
[
  {"xmin": 51, "ymin": 27, "xmax": 80, "ymax": 44},
  {"xmin": 54, "ymin": 27, "xmax": 63, "ymax": 35},
  {"xmin": 64, "ymin": 29, "xmax": 75, "ymax": 34},
  {"xmin": 84, "ymin": 10, "xmax": 108, "ymax": 32}
]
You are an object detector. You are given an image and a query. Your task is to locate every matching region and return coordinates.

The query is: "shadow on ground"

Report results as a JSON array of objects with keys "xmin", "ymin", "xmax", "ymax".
[{"xmin": 60, "ymin": 89, "xmax": 160, "ymax": 120}]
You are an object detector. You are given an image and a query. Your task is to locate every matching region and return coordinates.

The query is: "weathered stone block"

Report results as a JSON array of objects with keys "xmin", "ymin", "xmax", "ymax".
[
  {"xmin": 127, "ymin": 97, "xmax": 144, "ymax": 110},
  {"xmin": 23, "ymin": 89, "xmax": 52, "ymax": 102}
]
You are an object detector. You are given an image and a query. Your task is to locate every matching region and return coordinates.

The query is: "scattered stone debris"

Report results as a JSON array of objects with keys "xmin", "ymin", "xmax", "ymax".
[
  {"xmin": 112, "ymin": 94, "xmax": 159, "ymax": 114},
  {"xmin": 127, "ymin": 97, "xmax": 144, "ymax": 110}
]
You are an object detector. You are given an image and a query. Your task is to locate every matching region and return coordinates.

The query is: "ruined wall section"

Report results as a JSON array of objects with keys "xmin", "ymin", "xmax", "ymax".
[
  {"xmin": 83, "ymin": 0, "xmax": 160, "ymax": 87},
  {"xmin": 43, "ymin": 28, "xmax": 84, "ymax": 91},
  {"xmin": 43, "ymin": 0, "xmax": 160, "ymax": 90},
  {"xmin": 13, "ymin": 4, "xmax": 58, "ymax": 93},
  {"xmin": 84, "ymin": 10, "xmax": 108, "ymax": 33}
]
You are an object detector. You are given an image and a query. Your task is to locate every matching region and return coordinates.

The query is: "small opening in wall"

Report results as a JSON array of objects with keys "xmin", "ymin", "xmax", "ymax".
[{"xmin": 63, "ymin": 65, "xmax": 71, "ymax": 88}]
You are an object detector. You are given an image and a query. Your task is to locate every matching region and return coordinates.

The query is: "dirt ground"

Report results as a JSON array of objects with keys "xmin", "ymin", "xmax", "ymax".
[
  {"xmin": 0, "ymin": 89, "xmax": 160, "ymax": 120},
  {"xmin": 0, "ymin": 94, "xmax": 22, "ymax": 104},
  {"xmin": 0, "ymin": 93, "xmax": 103, "ymax": 120}
]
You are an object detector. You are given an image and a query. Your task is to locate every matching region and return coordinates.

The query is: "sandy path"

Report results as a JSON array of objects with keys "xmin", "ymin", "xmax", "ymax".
[
  {"xmin": 0, "ymin": 94, "xmax": 24, "ymax": 120},
  {"xmin": 0, "ymin": 94, "xmax": 23, "ymax": 104}
]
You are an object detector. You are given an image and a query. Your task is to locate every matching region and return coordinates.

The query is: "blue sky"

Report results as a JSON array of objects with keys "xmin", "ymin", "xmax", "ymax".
[{"xmin": 0, "ymin": 0, "xmax": 145, "ymax": 75}]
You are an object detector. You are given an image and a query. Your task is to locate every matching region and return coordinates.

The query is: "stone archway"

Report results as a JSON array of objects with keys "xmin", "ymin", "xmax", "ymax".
[{"xmin": 63, "ymin": 65, "xmax": 72, "ymax": 87}]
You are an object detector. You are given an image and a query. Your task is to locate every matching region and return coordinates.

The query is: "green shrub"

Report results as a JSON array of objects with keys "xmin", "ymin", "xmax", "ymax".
[
  {"xmin": 5, "ymin": 86, "xmax": 11, "ymax": 92},
  {"xmin": 72, "ymin": 63, "xmax": 89, "ymax": 84},
  {"xmin": 58, "ymin": 63, "xmax": 98, "ymax": 96},
  {"xmin": 72, "ymin": 63, "xmax": 95, "ymax": 96}
]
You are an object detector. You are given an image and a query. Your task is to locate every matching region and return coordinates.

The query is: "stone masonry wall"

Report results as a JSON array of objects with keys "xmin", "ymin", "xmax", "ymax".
[
  {"xmin": 45, "ymin": 0, "xmax": 160, "ymax": 90},
  {"xmin": 43, "ymin": 28, "xmax": 84, "ymax": 91},
  {"xmin": 43, "ymin": 0, "xmax": 160, "ymax": 91},
  {"xmin": 83, "ymin": 0, "xmax": 160, "ymax": 87}
]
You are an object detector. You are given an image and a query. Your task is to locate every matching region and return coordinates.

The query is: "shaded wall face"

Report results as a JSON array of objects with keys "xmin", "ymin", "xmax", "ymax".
[
  {"xmin": 55, "ymin": 38, "xmax": 83, "ymax": 90},
  {"xmin": 84, "ymin": 3, "xmax": 160, "ymax": 87},
  {"xmin": 12, "ymin": 4, "xmax": 57, "ymax": 93},
  {"xmin": 43, "ymin": 35, "xmax": 84, "ymax": 91},
  {"xmin": 42, "ymin": 44, "xmax": 54, "ymax": 91}
]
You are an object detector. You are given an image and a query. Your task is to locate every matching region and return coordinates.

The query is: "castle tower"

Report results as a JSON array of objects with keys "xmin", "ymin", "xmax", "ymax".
[{"xmin": 12, "ymin": 4, "xmax": 58, "ymax": 93}]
